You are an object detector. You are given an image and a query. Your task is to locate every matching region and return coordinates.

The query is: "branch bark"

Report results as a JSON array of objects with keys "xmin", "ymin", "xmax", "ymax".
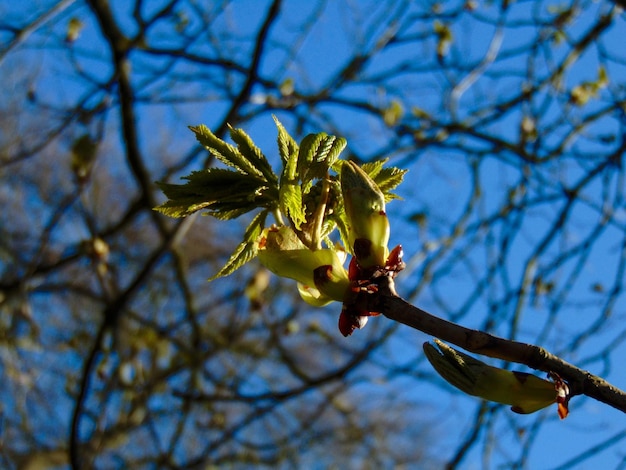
[{"xmin": 370, "ymin": 275, "xmax": 626, "ymax": 414}]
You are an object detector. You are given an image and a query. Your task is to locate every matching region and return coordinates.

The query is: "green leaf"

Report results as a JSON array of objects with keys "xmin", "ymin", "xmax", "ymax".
[
  {"xmin": 190, "ymin": 125, "xmax": 262, "ymax": 177},
  {"xmin": 209, "ymin": 210, "xmax": 268, "ymax": 280},
  {"xmin": 303, "ymin": 134, "xmax": 347, "ymax": 188},
  {"xmin": 323, "ymin": 135, "xmax": 347, "ymax": 168},
  {"xmin": 373, "ymin": 166, "xmax": 408, "ymax": 200},
  {"xmin": 361, "ymin": 159, "xmax": 386, "ymax": 179},
  {"xmin": 297, "ymin": 133, "xmax": 326, "ymax": 186},
  {"xmin": 357, "ymin": 159, "xmax": 407, "ymax": 201},
  {"xmin": 154, "ymin": 198, "xmax": 211, "ymax": 218},
  {"xmin": 154, "ymin": 168, "xmax": 274, "ymax": 218},
  {"xmin": 204, "ymin": 203, "xmax": 262, "ymax": 220},
  {"xmin": 228, "ymin": 125, "xmax": 277, "ymax": 184},
  {"xmin": 277, "ymin": 119, "xmax": 306, "ymax": 229},
  {"xmin": 279, "ymin": 181, "xmax": 306, "ymax": 229},
  {"xmin": 273, "ymin": 116, "xmax": 299, "ymax": 167}
]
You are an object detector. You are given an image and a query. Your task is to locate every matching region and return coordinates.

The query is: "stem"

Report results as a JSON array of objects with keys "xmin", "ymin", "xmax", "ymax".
[
  {"xmin": 273, "ymin": 208, "xmax": 285, "ymax": 226},
  {"xmin": 371, "ymin": 275, "xmax": 626, "ymax": 414},
  {"xmin": 310, "ymin": 174, "xmax": 331, "ymax": 250}
]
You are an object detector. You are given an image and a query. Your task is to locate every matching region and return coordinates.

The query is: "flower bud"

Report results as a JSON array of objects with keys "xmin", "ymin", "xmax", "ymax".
[
  {"xmin": 423, "ymin": 339, "xmax": 570, "ymax": 418},
  {"xmin": 340, "ymin": 161, "xmax": 390, "ymax": 268}
]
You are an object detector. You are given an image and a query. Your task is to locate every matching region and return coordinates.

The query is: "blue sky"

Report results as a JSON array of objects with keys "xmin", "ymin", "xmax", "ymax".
[{"xmin": 2, "ymin": 0, "xmax": 626, "ymax": 468}]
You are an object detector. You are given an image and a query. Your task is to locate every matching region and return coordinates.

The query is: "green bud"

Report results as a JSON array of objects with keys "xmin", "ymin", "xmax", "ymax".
[
  {"xmin": 257, "ymin": 226, "xmax": 350, "ymax": 304},
  {"xmin": 424, "ymin": 339, "xmax": 563, "ymax": 415},
  {"xmin": 340, "ymin": 161, "xmax": 390, "ymax": 268}
]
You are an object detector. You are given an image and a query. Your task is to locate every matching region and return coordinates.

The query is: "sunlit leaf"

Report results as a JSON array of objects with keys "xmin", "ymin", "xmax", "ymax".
[
  {"xmin": 190, "ymin": 124, "xmax": 263, "ymax": 177},
  {"xmin": 298, "ymin": 133, "xmax": 347, "ymax": 193},
  {"xmin": 228, "ymin": 125, "xmax": 277, "ymax": 184},
  {"xmin": 273, "ymin": 115, "xmax": 299, "ymax": 167},
  {"xmin": 373, "ymin": 166, "xmax": 408, "ymax": 200},
  {"xmin": 361, "ymin": 159, "xmax": 407, "ymax": 200},
  {"xmin": 278, "ymin": 121, "xmax": 306, "ymax": 229},
  {"xmin": 361, "ymin": 159, "xmax": 386, "ymax": 179},
  {"xmin": 297, "ymin": 132, "xmax": 327, "ymax": 186},
  {"xmin": 155, "ymin": 169, "xmax": 273, "ymax": 218},
  {"xmin": 209, "ymin": 210, "xmax": 268, "ymax": 280},
  {"xmin": 308, "ymin": 135, "xmax": 347, "ymax": 183},
  {"xmin": 279, "ymin": 181, "xmax": 306, "ymax": 229}
]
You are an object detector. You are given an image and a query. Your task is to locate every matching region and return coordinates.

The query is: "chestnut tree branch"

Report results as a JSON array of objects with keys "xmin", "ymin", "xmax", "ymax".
[{"xmin": 371, "ymin": 275, "xmax": 626, "ymax": 414}]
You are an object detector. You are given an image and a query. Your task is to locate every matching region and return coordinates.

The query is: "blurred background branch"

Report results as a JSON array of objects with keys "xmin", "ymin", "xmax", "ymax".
[{"xmin": 1, "ymin": 0, "xmax": 626, "ymax": 468}]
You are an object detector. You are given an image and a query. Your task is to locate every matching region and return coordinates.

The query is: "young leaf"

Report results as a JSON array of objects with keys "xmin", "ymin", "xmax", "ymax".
[
  {"xmin": 273, "ymin": 116, "xmax": 299, "ymax": 167},
  {"xmin": 327, "ymin": 182, "xmax": 350, "ymax": 251},
  {"xmin": 358, "ymin": 159, "xmax": 407, "ymax": 201},
  {"xmin": 302, "ymin": 134, "xmax": 347, "ymax": 188},
  {"xmin": 204, "ymin": 203, "xmax": 265, "ymax": 220},
  {"xmin": 361, "ymin": 159, "xmax": 386, "ymax": 179},
  {"xmin": 228, "ymin": 125, "xmax": 277, "ymax": 184},
  {"xmin": 340, "ymin": 160, "xmax": 390, "ymax": 266},
  {"xmin": 209, "ymin": 210, "xmax": 268, "ymax": 280},
  {"xmin": 278, "ymin": 122, "xmax": 306, "ymax": 229},
  {"xmin": 190, "ymin": 124, "xmax": 262, "ymax": 177},
  {"xmin": 279, "ymin": 182, "xmax": 306, "ymax": 230},
  {"xmin": 297, "ymin": 133, "xmax": 326, "ymax": 188},
  {"xmin": 322, "ymin": 135, "xmax": 347, "ymax": 168},
  {"xmin": 373, "ymin": 166, "xmax": 408, "ymax": 200},
  {"xmin": 155, "ymin": 168, "xmax": 274, "ymax": 218}
]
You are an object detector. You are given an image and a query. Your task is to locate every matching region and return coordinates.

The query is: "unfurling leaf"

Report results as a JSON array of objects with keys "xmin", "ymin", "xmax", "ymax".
[
  {"xmin": 190, "ymin": 124, "xmax": 263, "ymax": 177},
  {"xmin": 279, "ymin": 137, "xmax": 306, "ymax": 230},
  {"xmin": 155, "ymin": 118, "xmax": 409, "ymax": 332},
  {"xmin": 228, "ymin": 125, "xmax": 277, "ymax": 184},
  {"xmin": 359, "ymin": 159, "xmax": 407, "ymax": 201},
  {"xmin": 297, "ymin": 133, "xmax": 326, "ymax": 177},
  {"xmin": 297, "ymin": 133, "xmax": 345, "ymax": 189},
  {"xmin": 209, "ymin": 210, "xmax": 268, "ymax": 280},
  {"xmin": 340, "ymin": 161, "xmax": 390, "ymax": 268},
  {"xmin": 273, "ymin": 115, "xmax": 299, "ymax": 166},
  {"xmin": 155, "ymin": 168, "xmax": 274, "ymax": 218},
  {"xmin": 423, "ymin": 339, "xmax": 570, "ymax": 418}
]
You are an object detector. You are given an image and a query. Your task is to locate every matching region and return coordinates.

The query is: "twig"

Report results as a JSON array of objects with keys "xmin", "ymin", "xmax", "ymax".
[{"xmin": 371, "ymin": 275, "xmax": 626, "ymax": 414}]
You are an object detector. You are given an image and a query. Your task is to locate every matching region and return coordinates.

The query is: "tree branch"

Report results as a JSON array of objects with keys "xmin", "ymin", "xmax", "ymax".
[
  {"xmin": 370, "ymin": 275, "xmax": 626, "ymax": 414},
  {"xmin": 210, "ymin": 0, "xmax": 283, "ymax": 145}
]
